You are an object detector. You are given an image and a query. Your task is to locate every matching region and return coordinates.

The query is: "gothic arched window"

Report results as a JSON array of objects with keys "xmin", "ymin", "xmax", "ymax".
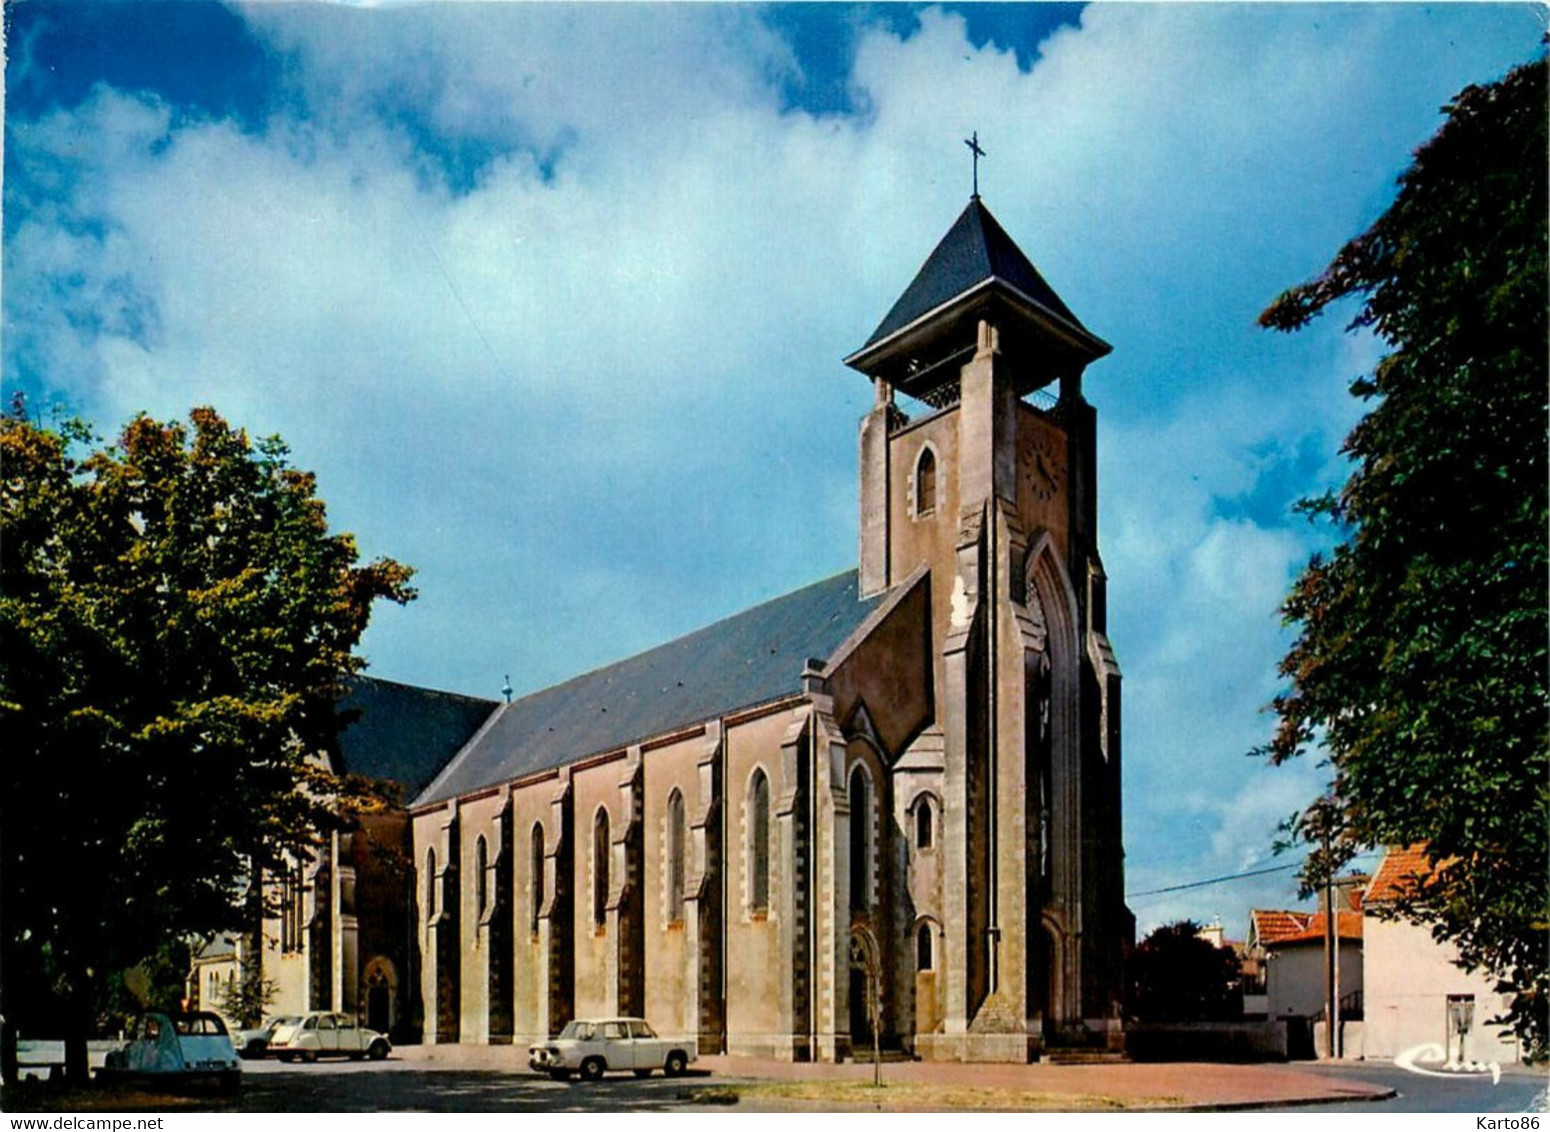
[
  {"xmin": 849, "ymin": 765, "xmax": 871, "ymax": 912},
  {"xmin": 280, "ymin": 864, "xmax": 304, "ymax": 951},
  {"xmin": 474, "ymin": 835, "xmax": 488, "ymax": 920},
  {"xmin": 749, "ymin": 769, "xmax": 770, "ymax": 914},
  {"xmin": 915, "ymin": 447, "xmax": 937, "ymax": 516},
  {"xmin": 667, "ymin": 789, "xmax": 686, "ymax": 924},
  {"xmin": 425, "ymin": 848, "xmax": 437, "ymax": 921},
  {"xmin": 530, "ymin": 823, "xmax": 545, "ymax": 936},
  {"xmin": 593, "ymin": 808, "xmax": 610, "ymax": 930},
  {"xmin": 916, "ymin": 797, "xmax": 934, "ymax": 850},
  {"xmin": 917, "ymin": 923, "xmax": 934, "ymax": 971}
]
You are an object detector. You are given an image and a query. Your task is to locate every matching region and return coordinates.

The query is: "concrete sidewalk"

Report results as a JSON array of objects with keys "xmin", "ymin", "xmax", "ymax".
[{"xmin": 393, "ymin": 1044, "xmax": 1394, "ymax": 1110}]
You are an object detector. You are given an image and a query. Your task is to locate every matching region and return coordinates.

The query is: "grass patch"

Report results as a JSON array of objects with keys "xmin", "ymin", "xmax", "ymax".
[{"xmin": 679, "ymin": 1081, "xmax": 1182, "ymax": 1112}]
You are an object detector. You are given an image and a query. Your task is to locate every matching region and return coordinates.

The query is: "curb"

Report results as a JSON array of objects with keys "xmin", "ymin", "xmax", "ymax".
[{"xmin": 1168, "ymin": 1087, "xmax": 1398, "ymax": 1113}]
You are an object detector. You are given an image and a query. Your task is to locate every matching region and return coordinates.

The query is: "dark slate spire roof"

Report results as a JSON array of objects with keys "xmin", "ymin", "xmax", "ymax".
[
  {"xmin": 863, "ymin": 197, "xmax": 1087, "ymax": 349},
  {"xmin": 334, "ymin": 677, "xmax": 498, "ymax": 800},
  {"xmin": 414, "ymin": 570, "xmax": 881, "ymax": 808}
]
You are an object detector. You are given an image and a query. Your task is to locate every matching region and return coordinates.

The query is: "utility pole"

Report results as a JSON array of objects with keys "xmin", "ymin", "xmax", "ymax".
[
  {"xmin": 1322, "ymin": 838, "xmax": 1335, "ymax": 1060},
  {"xmin": 1332, "ymin": 887, "xmax": 1342, "ymax": 1059}
]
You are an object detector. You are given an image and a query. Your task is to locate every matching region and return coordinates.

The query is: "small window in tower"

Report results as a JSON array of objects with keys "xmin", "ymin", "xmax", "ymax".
[
  {"xmin": 917, "ymin": 922, "xmax": 934, "ymax": 971},
  {"xmin": 915, "ymin": 448, "xmax": 937, "ymax": 517},
  {"xmin": 916, "ymin": 797, "xmax": 934, "ymax": 850}
]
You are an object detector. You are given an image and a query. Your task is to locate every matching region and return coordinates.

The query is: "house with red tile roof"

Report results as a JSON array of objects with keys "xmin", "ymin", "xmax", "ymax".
[
  {"xmin": 1245, "ymin": 877, "xmax": 1366, "ymax": 1056},
  {"xmin": 1258, "ymin": 910, "xmax": 1364, "ymax": 1024},
  {"xmin": 1362, "ymin": 845, "xmax": 1522, "ymax": 1065}
]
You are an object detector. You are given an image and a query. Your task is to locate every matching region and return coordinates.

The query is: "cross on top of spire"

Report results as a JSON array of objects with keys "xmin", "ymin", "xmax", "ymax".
[{"xmin": 965, "ymin": 132, "xmax": 986, "ymax": 199}]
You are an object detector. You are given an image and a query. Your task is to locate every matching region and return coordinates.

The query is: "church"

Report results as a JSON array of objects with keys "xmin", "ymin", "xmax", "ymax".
[{"xmin": 408, "ymin": 193, "xmax": 1131, "ymax": 1062}]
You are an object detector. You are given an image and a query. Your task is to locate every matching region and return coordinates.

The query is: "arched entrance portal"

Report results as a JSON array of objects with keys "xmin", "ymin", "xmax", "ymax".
[
  {"xmin": 363, "ymin": 957, "xmax": 398, "ymax": 1037},
  {"xmin": 848, "ymin": 927, "xmax": 881, "ymax": 1055},
  {"xmin": 1022, "ymin": 533, "xmax": 1083, "ymax": 1033}
]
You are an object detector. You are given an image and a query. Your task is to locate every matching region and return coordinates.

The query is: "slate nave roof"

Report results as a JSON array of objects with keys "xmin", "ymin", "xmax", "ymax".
[
  {"xmin": 414, "ymin": 570, "xmax": 882, "ymax": 808},
  {"xmin": 334, "ymin": 676, "xmax": 499, "ymax": 799}
]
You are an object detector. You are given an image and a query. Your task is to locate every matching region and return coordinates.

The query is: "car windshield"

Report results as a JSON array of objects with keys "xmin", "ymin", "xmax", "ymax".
[
  {"xmin": 172, "ymin": 1014, "xmax": 228, "ymax": 1036},
  {"xmin": 557, "ymin": 1021, "xmax": 595, "ymax": 1041}
]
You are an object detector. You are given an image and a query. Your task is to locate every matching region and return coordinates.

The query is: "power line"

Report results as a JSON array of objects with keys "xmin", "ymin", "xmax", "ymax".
[
  {"xmin": 1126, "ymin": 861, "xmax": 1299, "ymax": 899},
  {"xmin": 406, "ymin": 208, "xmax": 513, "ymax": 386},
  {"xmin": 1126, "ymin": 848, "xmax": 1386, "ymax": 903}
]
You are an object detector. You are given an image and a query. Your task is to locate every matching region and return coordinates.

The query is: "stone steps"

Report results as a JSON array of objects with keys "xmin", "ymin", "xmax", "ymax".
[{"xmin": 1039, "ymin": 1049, "xmax": 1131, "ymax": 1066}]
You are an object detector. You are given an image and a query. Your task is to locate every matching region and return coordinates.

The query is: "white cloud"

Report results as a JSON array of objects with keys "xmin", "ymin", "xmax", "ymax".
[{"xmin": 5, "ymin": 3, "xmax": 1539, "ymax": 932}]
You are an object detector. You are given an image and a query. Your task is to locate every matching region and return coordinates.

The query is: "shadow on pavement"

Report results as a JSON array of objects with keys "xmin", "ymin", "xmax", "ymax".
[
  {"xmin": 4, "ymin": 1066, "xmax": 720, "ymax": 1114},
  {"xmin": 236, "ymin": 1067, "xmax": 714, "ymax": 1113}
]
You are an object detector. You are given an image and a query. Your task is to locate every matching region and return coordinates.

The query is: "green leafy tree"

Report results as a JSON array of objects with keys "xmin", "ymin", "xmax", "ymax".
[
  {"xmin": 0, "ymin": 404, "xmax": 415, "ymax": 1083},
  {"xmin": 1128, "ymin": 921, "xmax": 1243, "ymax": 1022},
  {"xmin": 1258, "ymin": 58, "xmax": 1548, "ymax": 1058},
  {"xmin": 216, "ymin": 966, "xmax": 278, "ymax": 1031},
  {"xmin": 98, "ymin": 940, "xmax": 192, "ymax": 1034}
]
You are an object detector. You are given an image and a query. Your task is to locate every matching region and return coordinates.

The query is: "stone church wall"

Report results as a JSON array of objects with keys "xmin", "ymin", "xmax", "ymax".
[
  {"xmin": 348, "ymin": 810, "xmax": 417, "ymax": 1042},
  {"xmin": 264, "ymin": 924, "xmax": 311, "ymax": 1017},
  {"xmin": 570, "ymin": 754, "xmax": 627, "ymax": 1020},
  {"xmin": 508, "ymin": 774, "xmax": 559, "ymax": 1045},
  {"xmin": 824, "ymin": 571, "xmax": 932, "ymax": 757},
  {"xmin": 724, "ymin": 704, "xmax": 808, "ymax": 1057},
  {"xmin": 887, "ymin": 411, "xmax": 960, "ymax": 701},
  {"xmin": 454, "ymin": 790, "xmax": 505, "ymax": 1043},
  {"xmin": 639, "ymin": 732, "xmax": 701, "ymax": 1041},
  {"xmin": 1012, "ymin": 403, "xmax": 1073, "ymax": 565}
]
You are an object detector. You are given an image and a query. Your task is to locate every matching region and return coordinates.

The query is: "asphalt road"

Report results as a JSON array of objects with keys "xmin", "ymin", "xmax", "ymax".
[
  {"xmin": 1263, "ymin": 1063, "xmax": 1547, "ymax": 1114},
  {"xmin": 9, "ymin": 1049, "xmax": 1544, "ymax": 1114},
  {"xmin": 209, "ymin": 1057, "xmax": 724, "ymax": 1113}
]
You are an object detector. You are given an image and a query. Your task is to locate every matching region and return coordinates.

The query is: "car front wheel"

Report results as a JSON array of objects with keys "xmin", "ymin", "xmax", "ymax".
[
  {"xmin": 368, "ymin": 1040, "xmax": 389, "ymax": 1061},
  {"xmin": 664, "ymin": 1051, "xmax": 688, "ymax": 1077},
  {"xmin": 579, "ymin": 1057, "xmax": 606, "ymax": 1082}
]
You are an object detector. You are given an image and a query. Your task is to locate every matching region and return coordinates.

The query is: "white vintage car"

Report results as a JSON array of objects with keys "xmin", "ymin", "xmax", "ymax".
[
  {"xmin": 268, "ymin": 1012, "xmax": 390, "ymax": 1062},
  {"xmin": 100, "ymin": 1011, "xmax": 241, "ymax": 1092},
  {"xmin": 233, "ymin": 1014, "xmax": 301, "ymax": 1059},
  {"xmin": 529, "ymin": 1017, "xmax": 694, "ymax": 1081}
]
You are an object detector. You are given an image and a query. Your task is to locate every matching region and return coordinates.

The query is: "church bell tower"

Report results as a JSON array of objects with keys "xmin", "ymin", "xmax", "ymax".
[{"xmin": 845, "ymin": 194, "xmax": 1128, "ymax": 1059}]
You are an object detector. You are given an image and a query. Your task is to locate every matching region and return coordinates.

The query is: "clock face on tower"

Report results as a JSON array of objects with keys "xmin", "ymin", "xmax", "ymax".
[{"xmin": 1023, "ymin": 431, "xmax": 1063, "ymax": 502}]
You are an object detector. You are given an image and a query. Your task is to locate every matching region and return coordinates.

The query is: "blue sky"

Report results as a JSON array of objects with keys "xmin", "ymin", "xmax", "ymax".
[{"xmin": 5, "ymin": 1, "xmax": 1542, "ymax": 940}]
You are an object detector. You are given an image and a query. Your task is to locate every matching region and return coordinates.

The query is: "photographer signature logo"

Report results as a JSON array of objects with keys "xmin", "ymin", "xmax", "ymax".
[{"xmin": 1395, "ymin": 1042, "xmax": 1502, "ymax": 1085}]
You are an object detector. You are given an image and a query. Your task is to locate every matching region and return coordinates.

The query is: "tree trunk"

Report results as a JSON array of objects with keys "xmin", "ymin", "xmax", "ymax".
[
  {"xmin": 1, "ymin": 1015, "xmax": 18, "ymax": 1088},
  {"xmin": 63, "ymin": 970, "xmax": 93, "ymax": 1086}
]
